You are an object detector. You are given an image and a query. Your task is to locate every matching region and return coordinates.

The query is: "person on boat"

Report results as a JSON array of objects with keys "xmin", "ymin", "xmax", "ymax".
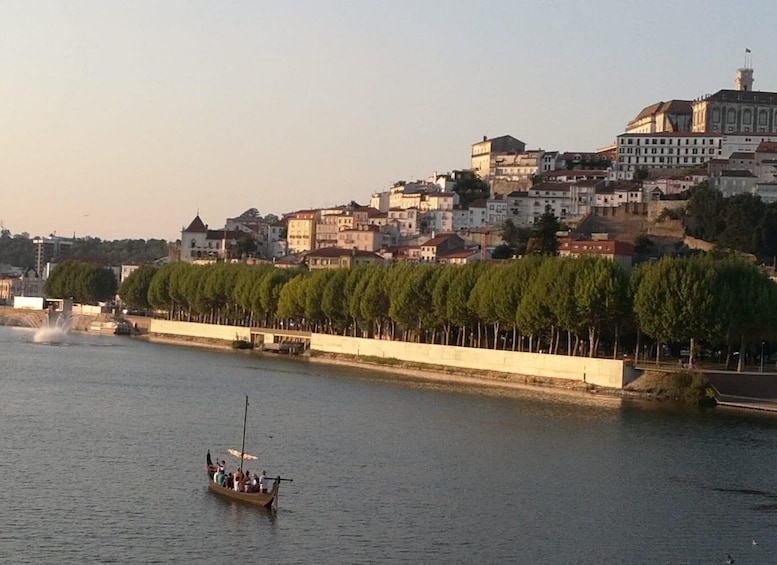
[
  {"xmin": 214, "ymin": 467, "xmax": 225, "ymax": 486},
  {"xmin": 250, "ymin": 472, "xmax": 259, "ymax": 492},
  {"xmin": 259, "ymin": 470, "xmax": 270, "ymax": 493},
  {"xmin": 206, "ymin": 451, "xmax": 217, "ymax": 479}
]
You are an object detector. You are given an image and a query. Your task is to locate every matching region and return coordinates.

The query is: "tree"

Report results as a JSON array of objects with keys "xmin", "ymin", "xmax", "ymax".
[
  {"xmin": 235, "ymin": 236, "xmax": 258, "ymax": 258},
  {"xmin": 633, "ymin": 234, "xmax": 656, "ymax": 256},
  {"xmin": 491, "ymin": 244, "xmax": 513, "ymax": 260},
  {"xmin": 532, "ymin": 205, "xmax": 560, "ymax": 255},
  {"xmin": 321, "ymin": 268, "xmax": 349, "ymax": 334},
  {"xmin": 712, "ymin": 259, "xmax": 777, "ymax": 371},
  {"xmin": 119, "ymin": 264, "xmax": 157, "ymax": 310},
  {"xmin": 573, "ymin": 257, "xmax": 631, "ymax": 358},
  {"xmin": 633, "ymin": 256, "xmax": 717, "ymax": 365},
  {"xmin": 446, "ymin": 262, "xmax": 485, "ymax": 346},
  {"xmin": 0, "ymin": 231, "xmax": 34, "ymax": 268},
  {"xmin": 683, "ymin": 181, "xmax": 723, "ymax": 242},
  {"xmin": 633, "ymin": 167, "xmax": 649, "ymax": 182},
  {"xmin": 238, "ymin": 208, "xmax": 260, "ymax": 218},
  {"xmin": 44, "ymin": 260, "xmax": 118, "ymax": 304},
  {"xmin": 360, "ymin": 267, "xmax": 390, "ymax": 338},
  {"xmin": 148, "ymin": 263, "xmax": 174, "ymax": 314},
  {"xmin": 717, "ymin": 193, "xmax": 765, "ymax": 254},
  {"xmin": 452, "ymin": 170, "xmax": 490, "ymax": 208},
  {"xmin": 500, "ymin": 219, "xmax": 531, "ymax": 256}
]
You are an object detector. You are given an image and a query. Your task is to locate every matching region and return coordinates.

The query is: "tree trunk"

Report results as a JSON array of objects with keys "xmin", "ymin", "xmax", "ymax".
[{"xmin": 737, "ymin": 334, "xmax": 745, "ymax": 372}]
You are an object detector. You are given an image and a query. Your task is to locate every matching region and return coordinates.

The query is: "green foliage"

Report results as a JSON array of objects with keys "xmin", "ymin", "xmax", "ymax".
[
  {"xmin": 500, "ymin": 219, "xmax": 531, "ymax": 256},
  {"xmin": 71, "ymin": 237, "xmax": 168, "ymax": 264},
  {"xmin": 531, "ymin": 205, "xmax": 560, "ymax": 255},
  {"xmin": 235, "ymin": 236, "xmax": 258, "ymax": 258},
  {"xmin": 137, "ymin": 250, "xmax": 777, "ymax": 367},
  {"xmin": 452, "ymin": 170, "xmax": 490, "ymax": 208},
  {"xmin": 44, "ymin": 259, "xmax": 118, "ymax": 304},
  {"xmin": 491, "ymin": 244, "xmax": 514, "ymax": 260},
  {"xmin": 0, "ymin": 232, "xmax": 34, "ymax": 268},
  {"xmin": 118, "ymin": 264, "xmax": 157, "ymax": 309},
  {"xmin": 633, "ymin": 234, "xmax": 656, "ymax": 256},
  {"xmin": 660, "ymin": 372, "xmax": 716, "ymax": 406},
  {"xmin": 148, "ymin": 263, "xmax": 174, "ymax": 312}
]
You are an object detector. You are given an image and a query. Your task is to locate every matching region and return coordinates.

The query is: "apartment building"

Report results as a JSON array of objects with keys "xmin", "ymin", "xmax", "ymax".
[{"xmin": 613, "ymin": 132, "xmax": 722, "ymax": 180}]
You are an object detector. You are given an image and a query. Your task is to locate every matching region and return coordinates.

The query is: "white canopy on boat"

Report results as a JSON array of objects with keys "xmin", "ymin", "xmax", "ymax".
[{"xmin": 228, "ymin": 448, "xmax": 258, "ymax": 461}]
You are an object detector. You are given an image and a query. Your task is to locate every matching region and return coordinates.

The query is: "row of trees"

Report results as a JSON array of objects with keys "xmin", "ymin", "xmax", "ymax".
[
  {"xmin": 44, "ymin": 260, "xmax": 118, "ymax": 304},
  {"xmin": 121, "ymin": 254, "xmax": 777, "ymax": 371}
]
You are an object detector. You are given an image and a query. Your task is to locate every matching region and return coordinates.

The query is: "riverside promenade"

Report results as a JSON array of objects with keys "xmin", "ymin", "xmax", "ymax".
[
  {"xmin": 635, "ymin": 359, "xmax": 777, "ymax": 412},
  {"xmin": 704, "ymin": 370, "xmax": 777, "ymax": 411}
]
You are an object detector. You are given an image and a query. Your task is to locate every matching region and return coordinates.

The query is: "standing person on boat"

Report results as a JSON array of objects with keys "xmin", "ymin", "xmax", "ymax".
[
  {"xmin": 259, "ymin": 470, "xmax": 270, "ymax": 493},
  {"xmin": 206, "ymin": 450, "xmax": 217, "ymax": 478},
  {"xmin": 250, "ymin": 472, "xmax": 259, "ymax": 492}
]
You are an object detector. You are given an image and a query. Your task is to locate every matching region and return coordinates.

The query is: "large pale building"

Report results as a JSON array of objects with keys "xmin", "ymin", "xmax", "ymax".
[
  {"xmin": 33, "ymin": 236, "xmax": 73, "ymax": 277},
  {"xmin": 692, "ymin": 65, "xmax": 777, "ymax": 134},
  {"xmin": 471, "ymin": 135, "xmax": 526, "ymax": 181},
  {"xmin": 180, "ymin": 215, "xmax": 244, "ymax": 263},
  {"xmin": 626, "ymin": 100, "xmax": 693, "ymax": 134},
  {"xmin": 286, "ymin": 210, "xmax": 319, "ymax": 254},
  {"xmin": 613, "ymin": 132, "xmax": 722, "ymax": 180}
]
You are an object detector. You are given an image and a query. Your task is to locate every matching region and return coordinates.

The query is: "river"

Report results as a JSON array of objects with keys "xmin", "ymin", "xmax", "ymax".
[{"xmin": 1, "ymin": 325, "xmax": 776, "ymax": 564}]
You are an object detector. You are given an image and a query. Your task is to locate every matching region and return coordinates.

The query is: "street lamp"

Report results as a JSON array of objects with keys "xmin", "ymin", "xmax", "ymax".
[{"xmin": 761, "ymin": 341, "xmax": 765, "ymax": 373}]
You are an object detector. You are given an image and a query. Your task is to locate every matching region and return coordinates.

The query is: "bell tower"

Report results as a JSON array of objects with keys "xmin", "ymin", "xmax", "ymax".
[
  {"xmin": 736, "ymin": 67, "xmax": 754, "ymax": 91},
  {"xmin": 736, "ymin": 49, "xmax": 754, "ymax": 91}
]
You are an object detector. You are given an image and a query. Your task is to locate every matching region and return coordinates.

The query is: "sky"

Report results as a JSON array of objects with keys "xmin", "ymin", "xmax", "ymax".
[{"xmin": 3, "ymin": 0, "xmax": 777, "ymax": 241}]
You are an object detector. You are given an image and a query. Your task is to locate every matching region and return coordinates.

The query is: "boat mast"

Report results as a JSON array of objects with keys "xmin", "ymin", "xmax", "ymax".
[{"xmin": 240, "ymin": 395, "xmax": 248, "ymax": 472}]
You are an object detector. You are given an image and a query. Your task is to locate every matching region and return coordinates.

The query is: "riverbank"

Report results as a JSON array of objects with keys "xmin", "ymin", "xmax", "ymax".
[
  {"xmin": 137, "ymin": 317, "xmax": 722, "ymax": 404},
  {"xmin": 142, "ymin": 326, "xmax": 693, "ymax": 404}
]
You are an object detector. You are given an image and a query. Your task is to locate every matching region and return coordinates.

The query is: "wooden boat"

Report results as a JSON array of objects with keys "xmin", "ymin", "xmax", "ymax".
[
  {"xmin": 207, "ymin": 474, "xmax": 281, "ymax": 509},
  {"xmin": 206, "ymin": 396, "xmax": 291, "ymax": 510}
]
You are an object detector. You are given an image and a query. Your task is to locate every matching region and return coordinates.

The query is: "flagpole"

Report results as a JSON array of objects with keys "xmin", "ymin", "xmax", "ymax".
[{"xmin": 240, "ymin": 395, "xmax": 248, "ymax": 472}]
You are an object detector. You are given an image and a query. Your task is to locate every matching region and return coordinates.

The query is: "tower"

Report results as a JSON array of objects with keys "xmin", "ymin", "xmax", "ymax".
[
  {"xmin": 736, "ymin": 49, "xmax": 754, "ymax": 91},
  {"xmin": 736, "ymin": 67, "xmax": 754, "ymax": 91}
]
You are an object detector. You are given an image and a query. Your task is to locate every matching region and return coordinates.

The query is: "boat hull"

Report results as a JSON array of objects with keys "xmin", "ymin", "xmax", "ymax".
[{"xmin": 207, "ymin": 478, "xmax": 279, "ymax": 509}]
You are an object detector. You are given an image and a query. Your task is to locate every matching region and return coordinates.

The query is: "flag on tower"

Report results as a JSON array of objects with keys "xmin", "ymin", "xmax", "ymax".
[{"xmin": 746, "ymin": 48, "xmax": 751, "ymax": 53}]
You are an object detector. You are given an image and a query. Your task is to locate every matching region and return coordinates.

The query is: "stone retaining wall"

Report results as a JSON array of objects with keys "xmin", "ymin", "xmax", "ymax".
[
  {"xmin": 148, "ymin": 320, "xmax": 634, "ymax": 389},
  {"xmin": 311, "ymin": 334, "xmax": 632, "ymax": 389}
]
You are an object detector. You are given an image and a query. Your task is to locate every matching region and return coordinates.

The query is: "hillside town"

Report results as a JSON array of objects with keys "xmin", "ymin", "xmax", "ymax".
[
  {"xmin": 163, "ymin": 64, "xmax": 777, "ymax": 272},
  {"xmin": 3, "ymin": 62, "xmax": 777, "ymax": 302}
]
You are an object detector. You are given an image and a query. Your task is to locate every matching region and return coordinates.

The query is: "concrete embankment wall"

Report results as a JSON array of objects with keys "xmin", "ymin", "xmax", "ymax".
[
  {"xmin": 312, "ymin": 334, "xmax": 630, "ymax": 389},
  {"xmin": 148, "ymin": 320, "xmax": 632, "ymax": 389},
  {"xmin": 150, "ymin": 320, "xmax": 251, "ymax": 343}
]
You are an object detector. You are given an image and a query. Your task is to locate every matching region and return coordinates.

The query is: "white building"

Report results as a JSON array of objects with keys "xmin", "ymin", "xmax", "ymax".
[
  {"xmin": 471, "ymin": 135, "xmax": 526, "ymax": 180},
  {"xmin": 613, "ymin": 132, "xmax": 722, "ymax": 180}
]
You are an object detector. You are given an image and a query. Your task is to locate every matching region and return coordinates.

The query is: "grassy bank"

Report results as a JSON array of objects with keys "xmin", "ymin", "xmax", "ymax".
[{"xmin": 625, "ymin": 370, "xmax": 716, "ymax": 406}]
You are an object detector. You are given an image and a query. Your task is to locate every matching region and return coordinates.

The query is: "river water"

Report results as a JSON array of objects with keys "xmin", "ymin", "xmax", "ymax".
[{"xmin": 1, "ymin": 325, "xmax": 777, "ymax": 564}]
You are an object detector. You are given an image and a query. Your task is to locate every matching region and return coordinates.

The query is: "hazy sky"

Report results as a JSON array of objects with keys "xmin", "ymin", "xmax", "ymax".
[{"xmin": 3, "ymin": 1, "xmax": 776, "ymax": 241}]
